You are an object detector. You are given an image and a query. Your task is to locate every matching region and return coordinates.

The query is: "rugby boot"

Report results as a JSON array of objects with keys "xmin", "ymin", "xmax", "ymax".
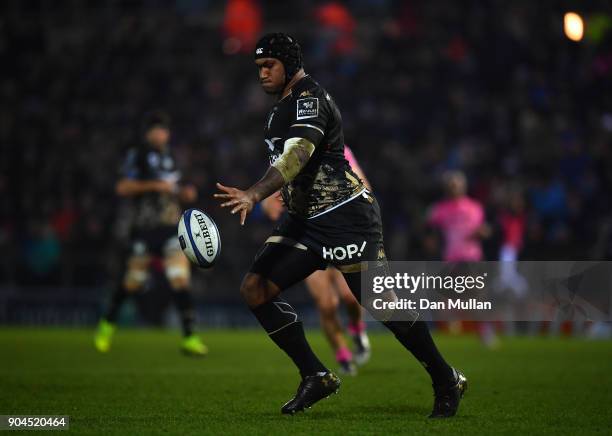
[
  {"xmin": 429, "ymin": 368, "xmax": 468, "ymax": 418},
  {"xmin": 281, "ymin": 372, "xmax": 341, "ymax": 414},
  {"xmin": 181, "ymin": 335, "xmax": 208, "ymax": 357},
  {"xmin": 94, "ymin": 319, "xmax": 115, "ymax": 353}
]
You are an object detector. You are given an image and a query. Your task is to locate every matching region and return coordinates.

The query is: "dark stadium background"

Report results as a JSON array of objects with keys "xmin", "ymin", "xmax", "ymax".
[{"xmin": 1, "ymin": 0, "xmax": 611, "ymax": 329}]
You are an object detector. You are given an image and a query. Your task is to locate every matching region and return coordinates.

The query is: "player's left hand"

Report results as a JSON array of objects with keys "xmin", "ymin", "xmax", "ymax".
[{"xmin": 214, "ymin": 182, "xmax": 255, "ymax": 226}]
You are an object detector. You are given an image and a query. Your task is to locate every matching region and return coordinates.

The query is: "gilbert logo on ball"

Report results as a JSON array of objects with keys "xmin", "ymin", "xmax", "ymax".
[{"xmin": 177, "ymin": 208, "xmax": 221, "ymax": 268}]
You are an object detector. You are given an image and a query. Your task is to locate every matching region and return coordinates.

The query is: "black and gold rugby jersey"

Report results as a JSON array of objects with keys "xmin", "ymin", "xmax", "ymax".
[
  {"xmin": 264, "ymin": 75, "xmax": 365, "ymax": 219},
  {"xmin": 121, "ymin": 145, "xmax": 182, "ymax": 231}
]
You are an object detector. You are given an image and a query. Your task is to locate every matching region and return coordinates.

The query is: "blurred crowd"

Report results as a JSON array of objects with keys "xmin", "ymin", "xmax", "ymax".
[{"xmin": 1, "ymin": 0, "xmax": 612, "ymax": 301}]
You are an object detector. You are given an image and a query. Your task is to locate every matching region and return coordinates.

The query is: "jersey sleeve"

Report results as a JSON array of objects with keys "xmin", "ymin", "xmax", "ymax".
[
  {"xmin": 287, "ymin": 92, "xmax": 328, "ymax": 147},
  {"xmin": 121, "ymin": 149, "xmax": 140, "ymax": 179}
]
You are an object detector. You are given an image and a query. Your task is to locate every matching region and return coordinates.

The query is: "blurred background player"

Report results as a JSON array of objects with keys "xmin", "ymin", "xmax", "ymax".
[
  {"xmin": 495, "ymin": 187, "xmax": 529, "ymax": 336},
  {"xmin": 261, "ymin": 146, "xmax": 372, "ymax": 376},
  {"xmin": 497, "ymin": 189, "xmax": 528, "ymax": 296},
  {"xmin": 426, "ymin": 170, "xmax": 497, "ymax": 347},
  {"xmin": 94, "ymin": 111, "xmax": 207, "ymax": 356}
]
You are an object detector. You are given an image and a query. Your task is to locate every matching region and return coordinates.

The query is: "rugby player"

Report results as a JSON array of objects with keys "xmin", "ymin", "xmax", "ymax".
[
  {"xmin": 261, "ymin": 146, "xmax": 372, "ymax": 376},
  {"xmin": 94, "ymin": 111, "xmax": 207, "ymax": 356},
  {"xmin": 215, "ymin": 33, "xmax": 466, "ymax": 416},
  {"xmin": 427, "ymin": 170, "xmax": 496, "ymax": 347}
]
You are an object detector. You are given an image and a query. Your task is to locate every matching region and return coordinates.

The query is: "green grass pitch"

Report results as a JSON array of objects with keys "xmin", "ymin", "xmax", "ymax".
[{"xmin": 1, "ymin": 328, "xmax": 611, "ymax": 435}]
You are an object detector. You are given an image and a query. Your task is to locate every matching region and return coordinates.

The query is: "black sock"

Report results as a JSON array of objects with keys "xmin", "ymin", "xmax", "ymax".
[
  {"xmin": 172, "ymin": 290, "xmax": 195, "ymax": 337},
  {"xmin": 251, "ymin": 296, "xmax": 328, "ymax": 378},
  {"xmin": 384, "ymin": 320, "xmax": 455, "ymax": 386},
  {"xmin": 342, "ymin": 269, "xmax": 455, "ymax": 386},
  {"xmin": 105, "ymin": 285, "xmax": 129, "ymax": 323}
]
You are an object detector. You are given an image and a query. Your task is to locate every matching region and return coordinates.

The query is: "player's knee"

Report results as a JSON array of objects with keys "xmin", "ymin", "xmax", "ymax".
[
  {"xmin": 240, "ymin": 274, "xmax": 277, "ymax": 307},
  {"xmin": 240, "ymin": 274, "xmax": 264, "ymax": 306},
  {"xmin": 123, "ymin": 279, "xmax": 143, "ymax": 293},
  {"xmin": 318, "ymin": 302, "xmax": 337, "ymax": 321},
  {"xmin": 165, "ymin": 264, "xmax": 191, "ymax": 290},
  {"xmin": 315, "ymin": 294, "xmax": 338, "ymax": 317},
  {"xmin": 169, "ymin": 278, "xmax": 189, "ymax": 290},
  {"xmin": 123, "ymin": 269, "xmax": 147, "ymax": 292}
]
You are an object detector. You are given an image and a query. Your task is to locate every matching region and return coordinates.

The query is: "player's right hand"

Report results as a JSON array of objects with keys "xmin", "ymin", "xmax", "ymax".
[{"xmin": 214, "ymin": 182, "xmax": 256, "ymax": 226}]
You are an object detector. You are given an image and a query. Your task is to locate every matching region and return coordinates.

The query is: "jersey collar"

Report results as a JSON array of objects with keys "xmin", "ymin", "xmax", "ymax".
[{"xmin": 279, "ymin": 74, "xmax": 310, "ymax": 102}]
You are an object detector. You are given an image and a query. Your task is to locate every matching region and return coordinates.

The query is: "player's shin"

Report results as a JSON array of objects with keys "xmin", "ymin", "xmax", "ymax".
[
  {"xmin": 318, "ymin": 307, "xmax": 356, "ymax": 374},
  {"xmin": 171, "ymin": 289, "xmax": 196, "ymax": 337},
  {"xmin": 343, "ymin": 270, "xmax": 454, "ymax": 385},
  {"xmin": 95, "ymin": 285, "xmax": 128, "ymax": 352},
  {"xmin": 251, "ymin": 295, "xmax": 328, "ymax": 378},
  {"xmin": 104, "ymin": 285, "xmax": 130, "ymax": 323},
  {"xmin": 383, "ymin": 320, "xmax": 455, "ymax": 386},
  {"xmin": 170, "ymin": 287, "xmax": 208, "ymax": 356}
]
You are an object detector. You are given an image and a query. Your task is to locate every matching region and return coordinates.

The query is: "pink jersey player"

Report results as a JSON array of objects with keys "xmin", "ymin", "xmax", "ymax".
[
  {"xmin": 427, "ymin": 171, "xmax": 487, "ymax": 262},
  {"xmin": 428, "ymin": 171, "xmax": 497, "ymax": 347},
  {"xmin": 344, "ymin": 145, "xmax": 358, "ymax": 169},
  {"xmin": 345, "ymin": 146, "xmax": 370, "ymax": 190}
]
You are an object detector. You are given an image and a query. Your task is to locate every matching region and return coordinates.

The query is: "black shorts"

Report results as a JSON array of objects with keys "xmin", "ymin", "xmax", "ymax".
[
  {"xmin": 129, "ymin": 225, "xmax": 180, "ymax": 257},
  {"xmin": 250, "ymin": 191, "xmax": 387, "ymax": 289}
]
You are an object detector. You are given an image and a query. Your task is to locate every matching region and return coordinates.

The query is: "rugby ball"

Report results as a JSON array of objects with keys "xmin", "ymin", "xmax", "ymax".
[{"xmin": 177, "ymin": 208, "xmax": 221, "ymax": 268}]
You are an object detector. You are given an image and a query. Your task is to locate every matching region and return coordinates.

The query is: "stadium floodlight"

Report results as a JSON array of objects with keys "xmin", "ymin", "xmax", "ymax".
[{"xmin": 564, "ymin": 12, "xmax": 584, "ymax": 42}]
